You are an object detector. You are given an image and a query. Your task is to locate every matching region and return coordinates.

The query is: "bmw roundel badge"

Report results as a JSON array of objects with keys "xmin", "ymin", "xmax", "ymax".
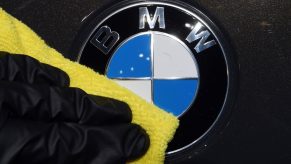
[{"xmin": 71, "ymin": 0, "xmax": 238, "ymax": 157}]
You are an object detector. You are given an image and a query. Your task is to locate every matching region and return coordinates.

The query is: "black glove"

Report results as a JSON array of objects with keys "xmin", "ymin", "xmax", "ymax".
[{"xmin": 0, "ymin": 52, "xmax": 149, "ymax": 164}]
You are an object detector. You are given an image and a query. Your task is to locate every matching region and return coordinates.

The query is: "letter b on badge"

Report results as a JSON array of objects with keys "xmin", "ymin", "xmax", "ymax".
[{"xmin": 90, "ymin": 26, "xmax": 120, "ymax": 54}]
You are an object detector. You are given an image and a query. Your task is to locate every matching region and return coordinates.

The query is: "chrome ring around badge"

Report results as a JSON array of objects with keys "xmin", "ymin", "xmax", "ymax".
[{"xmin": 74, "ymin": 0, "xmax": 232, "ymax": 155}]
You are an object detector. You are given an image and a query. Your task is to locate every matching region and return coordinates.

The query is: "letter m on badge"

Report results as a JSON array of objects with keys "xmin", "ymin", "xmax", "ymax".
[{"xmin": 139, "ymin": 7, "xmax": 165, "ymax": 29}]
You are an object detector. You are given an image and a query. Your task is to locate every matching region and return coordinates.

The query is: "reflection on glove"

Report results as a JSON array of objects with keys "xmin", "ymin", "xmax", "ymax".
[{"xmin": 0, "ymin": 52, "xmax": 149, "ymax": 164}]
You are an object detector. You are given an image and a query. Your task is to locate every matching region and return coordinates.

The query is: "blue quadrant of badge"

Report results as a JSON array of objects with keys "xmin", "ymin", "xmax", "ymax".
[
  {"xmin": 107, "ymin": 34, "xmax": 152, "ymax": 78},
  {"xmin": 153, "ymin": 79, "xmax": 198, "ymax": 116}
]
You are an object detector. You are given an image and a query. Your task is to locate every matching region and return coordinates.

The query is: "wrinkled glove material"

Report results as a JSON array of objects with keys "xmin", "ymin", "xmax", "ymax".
[
  {"xmin": 0, "ymin": 8, "xmax": 179, "ymax": 164},
  {"xmin": 0, "ymin": 54, "xmax": 150, "ymax": 164}
]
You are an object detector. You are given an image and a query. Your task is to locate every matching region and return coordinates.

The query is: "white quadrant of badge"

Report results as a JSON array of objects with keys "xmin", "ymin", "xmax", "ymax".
[{"xmin": 106, "ymin": 32, "xmax": 199, "ymax": 117}]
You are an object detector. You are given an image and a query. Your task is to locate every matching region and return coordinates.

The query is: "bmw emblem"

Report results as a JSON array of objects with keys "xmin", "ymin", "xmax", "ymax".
[{"xmin": 71, "ymin": 0, "xmax": 238, "ymax": 158}]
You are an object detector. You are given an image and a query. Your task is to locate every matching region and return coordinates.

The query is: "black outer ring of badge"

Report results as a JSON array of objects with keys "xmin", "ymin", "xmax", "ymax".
[{"xmin": 69, "ymin": 0, "xmax": 238, "ymax": 159}]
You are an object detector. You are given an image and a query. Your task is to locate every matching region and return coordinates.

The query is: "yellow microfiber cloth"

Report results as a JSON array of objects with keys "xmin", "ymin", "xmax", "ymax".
[{"xmin": 0, "ymin": 8, "xmax": 179, "ymax": 163}]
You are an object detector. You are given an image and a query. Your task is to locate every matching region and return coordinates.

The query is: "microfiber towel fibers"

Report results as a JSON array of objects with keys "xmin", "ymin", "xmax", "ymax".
[{"xmin": 0, "ymin": 8, "xmax": 179, "ymax": 164}]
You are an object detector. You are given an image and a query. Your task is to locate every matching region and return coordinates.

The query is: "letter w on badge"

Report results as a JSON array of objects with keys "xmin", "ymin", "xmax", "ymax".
[
  {"xmin": 139, "ymin": 7, "xmax": 165, "ymax": 29},
  {"xmin": 186, "ymin": 22, "xmax": 216, "ymax": 53}
]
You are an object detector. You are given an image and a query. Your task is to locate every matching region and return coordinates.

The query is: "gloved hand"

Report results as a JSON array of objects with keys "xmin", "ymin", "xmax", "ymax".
[{"xmin": 0, "ymin": 52, "xmax": 149, "ymax": 164}]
